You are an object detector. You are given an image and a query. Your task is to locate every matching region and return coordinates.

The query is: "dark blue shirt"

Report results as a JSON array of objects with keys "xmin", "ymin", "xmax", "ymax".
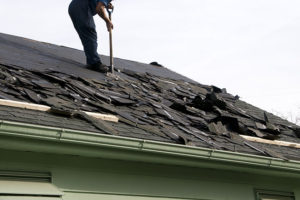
[{"xmin": 89, "ymin": 0, "xmax": 111, "ymax": 15}]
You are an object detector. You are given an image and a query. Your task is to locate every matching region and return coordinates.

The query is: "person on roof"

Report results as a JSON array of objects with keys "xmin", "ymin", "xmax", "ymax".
[{"xmin": 68, "ymin": 0, "xmax": 113, "ymax": 73}]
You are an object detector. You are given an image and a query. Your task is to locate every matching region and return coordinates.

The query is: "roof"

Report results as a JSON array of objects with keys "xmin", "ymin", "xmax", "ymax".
[{"xmin": 0, "ymin": 32, "xmax": 299, "ymax": 161}]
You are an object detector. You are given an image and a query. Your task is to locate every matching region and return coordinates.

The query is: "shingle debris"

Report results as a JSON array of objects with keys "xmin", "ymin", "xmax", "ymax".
[
  {"xmin": 149, "ymin": 62, "xmax": 164, "ymax": 67},
  {"xmin": 0, "ymin": 63, "xmax": 299, "ymax": 160}
]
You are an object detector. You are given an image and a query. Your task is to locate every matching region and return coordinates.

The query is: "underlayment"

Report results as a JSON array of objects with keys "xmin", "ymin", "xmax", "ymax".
[{"xmin": 0, "ymin": 32, "xmax": 299, "ymax": 161}]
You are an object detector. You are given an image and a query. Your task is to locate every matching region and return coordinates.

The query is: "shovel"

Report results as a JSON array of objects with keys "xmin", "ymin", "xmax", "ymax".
[{"xmin": 107, "ymin": 7, "xmax": 114, "ymax": 74}]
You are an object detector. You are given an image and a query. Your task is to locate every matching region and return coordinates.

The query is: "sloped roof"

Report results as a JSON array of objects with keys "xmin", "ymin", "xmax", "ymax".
[{"xmin": 0, "ymin": 33, "xmax": 299, "ymax": 161}]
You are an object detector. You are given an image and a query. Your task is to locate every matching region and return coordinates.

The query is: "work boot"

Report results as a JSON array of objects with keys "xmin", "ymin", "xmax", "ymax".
[{"xmin": 87, "ymin": 62, "xmax": 109, "ymax": 73}]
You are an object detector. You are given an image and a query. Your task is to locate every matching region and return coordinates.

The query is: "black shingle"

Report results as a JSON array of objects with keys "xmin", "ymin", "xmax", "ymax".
[{"xmin": 0, "ymin": 32, "xmax": 299, "ymax": 161}]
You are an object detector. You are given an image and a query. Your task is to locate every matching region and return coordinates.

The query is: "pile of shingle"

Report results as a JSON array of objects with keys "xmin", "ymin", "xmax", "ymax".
[{"xmin": 0, "ymin": 63, "xmax": 299, "ymax": 159}]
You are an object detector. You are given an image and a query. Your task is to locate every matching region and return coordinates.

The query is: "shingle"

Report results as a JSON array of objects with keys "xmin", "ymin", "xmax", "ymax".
[{"xmin": 0, "ymin": 32, "xmax": 299, "ymax": 161}]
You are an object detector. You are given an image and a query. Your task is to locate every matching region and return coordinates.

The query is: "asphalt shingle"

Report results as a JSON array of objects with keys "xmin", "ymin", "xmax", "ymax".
[{"xmin": 0, "ymin": 33, "xmax": 299, "ymax": 161}]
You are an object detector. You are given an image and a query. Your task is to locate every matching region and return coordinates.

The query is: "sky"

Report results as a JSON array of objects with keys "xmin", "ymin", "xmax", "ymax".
[{"xmin": 0, "ymin": 0, "xmax": 299, "ymax": 125}]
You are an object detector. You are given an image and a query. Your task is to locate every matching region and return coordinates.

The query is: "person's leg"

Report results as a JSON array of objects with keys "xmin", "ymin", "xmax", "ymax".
[{"xmin": 68, "ymin": 0, "xmax": 101, "ymax": 65}]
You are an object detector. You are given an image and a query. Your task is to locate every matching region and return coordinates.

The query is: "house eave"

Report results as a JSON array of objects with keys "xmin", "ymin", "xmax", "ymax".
[{"xmin": 1, "ymin": 120, "xmax": 300, "ymax": 178}]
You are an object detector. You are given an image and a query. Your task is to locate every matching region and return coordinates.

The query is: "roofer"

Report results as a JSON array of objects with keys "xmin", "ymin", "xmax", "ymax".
[{"xmin": 68, "ymin": 0, "xmax": 113, "ymax": 73}]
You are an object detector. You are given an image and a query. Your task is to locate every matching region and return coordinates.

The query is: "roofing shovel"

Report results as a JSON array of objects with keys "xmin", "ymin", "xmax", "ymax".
[{"xmin": 107, "ymin": 7, "xmax": 114, "ymax": 74}]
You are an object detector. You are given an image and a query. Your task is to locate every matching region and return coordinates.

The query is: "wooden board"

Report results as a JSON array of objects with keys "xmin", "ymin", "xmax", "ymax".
[
  {"xmin": 241, "ymin": 135, "xmax": 300, "ymax": 149},
  {"xmin": 0, "ymin": 99, "xmax": 118, "ymax": 123}
]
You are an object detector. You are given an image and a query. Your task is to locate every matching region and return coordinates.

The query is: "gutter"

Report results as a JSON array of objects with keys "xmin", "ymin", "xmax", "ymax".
[{"xmin": 1, "ymin": 120, "xmax": 300, "ymax": 177}]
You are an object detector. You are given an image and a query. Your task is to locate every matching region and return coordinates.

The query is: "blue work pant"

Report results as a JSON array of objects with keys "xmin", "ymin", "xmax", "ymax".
[{"xmin": 68, "ymin": 0, "xmax": 101, "ymax": 65}]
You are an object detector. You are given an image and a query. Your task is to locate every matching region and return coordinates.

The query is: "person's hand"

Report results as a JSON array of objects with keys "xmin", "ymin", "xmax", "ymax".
[
  {"xmin": 107, "ymin": 3, "xmax": 114, "ymax": 10},
  {"xmin": 106, "ymin": 20, "xmax": 114, "ymax": 31}
]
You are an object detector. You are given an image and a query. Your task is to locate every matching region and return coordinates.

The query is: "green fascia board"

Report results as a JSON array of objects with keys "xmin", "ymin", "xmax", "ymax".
[{"xmin": 1, "ymin": 120, "xmax": 300, "ymax": 177}]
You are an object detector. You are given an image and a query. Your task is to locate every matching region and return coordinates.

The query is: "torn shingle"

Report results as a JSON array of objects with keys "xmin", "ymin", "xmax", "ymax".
[
  {"xmin": 208, "ymin": 122, "xmax": 227, "ymax": 135},
  {"xmin": 0, "ymin": 34, "xmax": 299, "ymax": 162}
]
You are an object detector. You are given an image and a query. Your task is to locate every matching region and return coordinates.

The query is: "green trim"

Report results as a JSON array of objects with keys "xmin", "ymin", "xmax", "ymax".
[
  {"xmin": 255, "ymin": 189, "xmax": 295, "ymax": 200},
  {"xmin": 62, "ymin": 189, "xmax": 203, "ymax": 200},
  {"xmin": 0, "ymin": 170, "xmax": 51, "ymax": 182},
  {"xmin": 1, "ymin": 120, "xmax": 300, "ymax": 176}
]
